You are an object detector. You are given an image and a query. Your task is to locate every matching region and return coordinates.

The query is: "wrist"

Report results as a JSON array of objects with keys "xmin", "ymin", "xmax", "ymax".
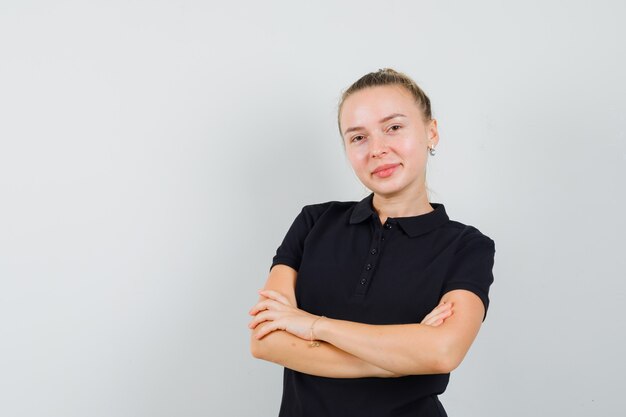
[{"xmin": 309, "ymin": 315, "xmax": 326, "ymax": 347}]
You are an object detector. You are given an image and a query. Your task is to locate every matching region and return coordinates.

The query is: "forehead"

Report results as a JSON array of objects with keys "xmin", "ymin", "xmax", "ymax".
[{"xmin": 340, "ymin": 85, "xmax": 419, "ymax": 128}]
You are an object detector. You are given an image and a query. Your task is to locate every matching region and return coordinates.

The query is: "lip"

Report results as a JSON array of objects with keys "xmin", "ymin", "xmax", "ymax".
[{"xmin": 372, "ymin": 163, "xmax": 400, "ymax": 177}]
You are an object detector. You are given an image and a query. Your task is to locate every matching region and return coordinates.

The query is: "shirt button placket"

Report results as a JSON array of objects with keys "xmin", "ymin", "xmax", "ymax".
[
  {"xmin": 355, "ymin": 231, "xmax": 381, "ymax": 296},
  {"xmin": 355, "ymin": 221, "xmax": 394, "ymax": 296}
]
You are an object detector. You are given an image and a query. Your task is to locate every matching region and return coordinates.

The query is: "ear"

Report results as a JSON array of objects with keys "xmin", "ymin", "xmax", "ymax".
[{"xmin": 427, "ymin": 119, "xmax": 439, "ymax": 148}]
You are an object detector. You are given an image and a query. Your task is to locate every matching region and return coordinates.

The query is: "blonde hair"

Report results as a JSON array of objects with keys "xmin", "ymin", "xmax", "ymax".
[{"xmin": 338, "ymin": 68, "xmax": 432, "ymax": 133}]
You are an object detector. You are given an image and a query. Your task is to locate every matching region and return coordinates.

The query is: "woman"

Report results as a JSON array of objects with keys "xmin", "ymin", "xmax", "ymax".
[{"xmin": 249, "ymin": 68, "xmax": 495, "ymax": 417}]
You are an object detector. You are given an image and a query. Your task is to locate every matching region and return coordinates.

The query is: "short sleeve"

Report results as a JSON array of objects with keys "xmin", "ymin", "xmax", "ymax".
[
  {"xmin": 270, "ymin": 204, "xmax": 327, "ymax": 272},
  {"xmin": 442, "ymin": 230, "xmax": 495, "ymax": 320}
]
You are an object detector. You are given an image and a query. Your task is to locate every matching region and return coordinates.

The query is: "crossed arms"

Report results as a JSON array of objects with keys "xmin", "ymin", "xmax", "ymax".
[{"xmin": 249, "ymin": 264, "xmax": 485, "ymax": 378}]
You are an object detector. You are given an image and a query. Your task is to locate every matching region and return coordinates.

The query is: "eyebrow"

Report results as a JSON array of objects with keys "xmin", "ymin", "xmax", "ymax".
[{"xmin": 342, "ymin": 113, "xmax": 407, "ymax": 136}]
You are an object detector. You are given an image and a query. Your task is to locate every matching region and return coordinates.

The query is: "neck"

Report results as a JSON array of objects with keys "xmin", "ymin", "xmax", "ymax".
[{"xmin": 372, "ymin": 190, "xmax": 433, "ymax": 224}]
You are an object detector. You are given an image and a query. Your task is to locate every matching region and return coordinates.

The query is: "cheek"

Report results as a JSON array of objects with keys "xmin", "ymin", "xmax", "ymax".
[
  {"xmin": 346, "ymin": 147, "xmax": 368, "ymax": 168},
  {"xmin": 401, "ymin": 137, "xmax": 425, "ymax": 159},
  {"xmin": 405, "ymin": 135, "xmax": 423, "ymax": 150}
]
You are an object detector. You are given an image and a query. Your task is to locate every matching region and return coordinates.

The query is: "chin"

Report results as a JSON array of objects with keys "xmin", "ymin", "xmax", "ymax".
[{"xmin": 368, "ymin": 184, "xmax": 405, "ymax": 197}]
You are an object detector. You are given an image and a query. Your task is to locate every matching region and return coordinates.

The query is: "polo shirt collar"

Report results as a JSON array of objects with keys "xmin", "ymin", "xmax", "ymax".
[{"xmin": 349, "ymin": 193, "xmax": 449, "ymax": 237}]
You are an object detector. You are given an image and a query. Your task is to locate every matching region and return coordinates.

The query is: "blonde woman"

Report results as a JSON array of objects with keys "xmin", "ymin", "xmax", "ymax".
[{"xmin": 249, "ymin": 68, "xmax": 495, "ymax": 417}]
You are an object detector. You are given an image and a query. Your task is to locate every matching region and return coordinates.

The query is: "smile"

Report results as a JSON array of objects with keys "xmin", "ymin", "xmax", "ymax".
[{"xmin": 372, "ymin": 163, "xmax": 400, "ymax": 178}]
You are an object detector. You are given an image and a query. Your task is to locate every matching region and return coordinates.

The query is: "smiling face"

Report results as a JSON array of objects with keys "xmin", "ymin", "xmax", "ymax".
[{"xmin": 339, "ymin": 85, "xmax": 439, "ymax": 200}]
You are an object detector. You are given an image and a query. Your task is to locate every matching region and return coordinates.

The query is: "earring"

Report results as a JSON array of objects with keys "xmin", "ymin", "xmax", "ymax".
[{"xmin": 428, "ymin": 146, "xmax": 436, "ymax": 156}]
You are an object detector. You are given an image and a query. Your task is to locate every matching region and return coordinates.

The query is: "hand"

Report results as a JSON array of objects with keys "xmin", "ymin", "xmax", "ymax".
[
  {"xmin": 421, "ymin": 302, "xmax": 453, "ymax": 326},
  {"xmin": 248, "ymin": 289, "xmax": 320, "ymax": 341}
]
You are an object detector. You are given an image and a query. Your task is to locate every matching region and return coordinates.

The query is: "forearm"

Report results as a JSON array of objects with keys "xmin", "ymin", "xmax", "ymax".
[
  {"xmin": 315, "ymin": 318, "xmax": 455, "ymax": 375},
  {"xmin": 250, "ymin": 323, "xmax": 401, "ymax": 378},
  {"xmin": 309, "ymin": 290, "xmax": 484, "ymax": 376}
]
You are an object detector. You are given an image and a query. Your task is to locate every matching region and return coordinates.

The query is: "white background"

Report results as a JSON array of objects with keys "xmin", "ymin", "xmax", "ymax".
[{"xmin": 1, "ymin": 1, "xmax": 625, "ymax": 416}]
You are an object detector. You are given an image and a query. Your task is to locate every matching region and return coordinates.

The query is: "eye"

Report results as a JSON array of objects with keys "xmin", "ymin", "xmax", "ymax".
[
  {"xmin": 388, "ymin": 125, "xmax": 401, "ymax": 132},
  {"xmin": 350, "ymin": 135, "xmax": 366, "ymax": 143}
]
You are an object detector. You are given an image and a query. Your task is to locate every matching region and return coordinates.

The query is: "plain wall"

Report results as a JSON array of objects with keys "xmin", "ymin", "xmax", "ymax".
[{"xmin": 1, "ymin": 1, "xmax": 625, "ymax": 416}]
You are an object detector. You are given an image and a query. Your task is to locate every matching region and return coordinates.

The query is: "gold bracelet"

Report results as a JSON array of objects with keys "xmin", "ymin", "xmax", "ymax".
[{"xmin": 309, "ymin": 316, "xmax": 325, "ymax": 347}]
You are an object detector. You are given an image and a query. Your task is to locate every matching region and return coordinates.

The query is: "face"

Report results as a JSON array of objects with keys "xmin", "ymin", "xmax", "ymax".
[{"xmin": 339, "ymin": 85, "xmax": 439, "ymax": 199}]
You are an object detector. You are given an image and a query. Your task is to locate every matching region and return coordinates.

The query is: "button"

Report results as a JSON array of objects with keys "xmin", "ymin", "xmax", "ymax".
[
  {"xmin": 360, "ymin": 278, "xmax": 367, "ymax": 285},
  {"xmin": 370, "ymin": 248, "xmax": 377, "ymax": 255},
  {"xmin": 384, "ymin": 223, "xmax": 392, "ymax": 229},
  {"xmin": 365, "ymin": 263, "xmax": 372, "ymax": 271},
  {"xmin": 382, "ymin": 237, "xmax": 385, "ymax": 241}
]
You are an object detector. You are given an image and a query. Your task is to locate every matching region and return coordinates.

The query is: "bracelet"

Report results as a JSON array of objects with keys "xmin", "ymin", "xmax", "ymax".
[{"xmin": 309, "ymin": 316, "xmax": 325, "ymax": 347}]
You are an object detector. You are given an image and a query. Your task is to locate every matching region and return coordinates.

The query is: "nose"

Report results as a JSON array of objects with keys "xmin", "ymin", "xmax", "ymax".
[{"xmin": 370, "ymin": 134, "xmax": 388, "ymax": 158}]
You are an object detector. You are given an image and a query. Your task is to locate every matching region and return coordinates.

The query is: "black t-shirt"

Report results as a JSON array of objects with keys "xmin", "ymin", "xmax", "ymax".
[{"xmin": 271, "ymin": 194, "xmax": 495, "ymax": 417}]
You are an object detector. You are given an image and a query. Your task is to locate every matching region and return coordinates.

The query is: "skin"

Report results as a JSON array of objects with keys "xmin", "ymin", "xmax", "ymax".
[
  {"xmin": 340, "ymin": 85, "xmax": 439, "ymax": 223},
  {"xmin": 249, "ymin": 85, "xmax": 485, "ymax": 377}
]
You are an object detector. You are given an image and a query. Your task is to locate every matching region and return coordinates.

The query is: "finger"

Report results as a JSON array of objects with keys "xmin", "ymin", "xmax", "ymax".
[
  {"xmin": 421, "ymin": 305, "xmax": 451, "ymax": 324},
  {"xmin": 423, "ymin": 309, "xmax": 453, "ymax": 327},
  {"xmin": 259, "ymin": 289, "xmax": 291, "ymax": 305},
  {"xmin": 430, "ymin": 302, "xmax": 452, "ymax": 316},
  {"xmin": 433, "ymin": 305, "xmax": 453, "ymax": 320},
  {"xmin": 430, "ymin": 307, "xmax": 453, "ymax": 322},
  {"xmin": 249, "ymin": 300, "xmax": 269, "ymax": 316},
  {"xmin": 248, "ymin": 310, "xmax": 276, "ymax": 329},
  {"xmin": 434, "ymin": 302, "xmax": 452, "ymax": 313},
  {"xmin": 421, "ymin": 303, "xmax": 450, "ymax": 324},
  {"xmin": 249, "ymin": 299, "xmax": 283, "ymax": 316},
  {"xmin": 254, "ymin": 320, "xmax": 284, "ymax": 339}
]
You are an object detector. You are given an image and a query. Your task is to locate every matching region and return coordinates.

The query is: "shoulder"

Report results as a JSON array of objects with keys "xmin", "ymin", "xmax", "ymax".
[
  {"xmin": 441, "ymin": 216, "xmax": 495, "ymax": 254},
  {"xmin": 297, "ymin": 199, "xmax": 360, "ymax": 223},
  {"xmin": 275, "ymin": 200, "xmax": 360, "ymax": 258},
  {"xmin": 301, "ymin": 199, "xmax": 359, "ymax": 212}
]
